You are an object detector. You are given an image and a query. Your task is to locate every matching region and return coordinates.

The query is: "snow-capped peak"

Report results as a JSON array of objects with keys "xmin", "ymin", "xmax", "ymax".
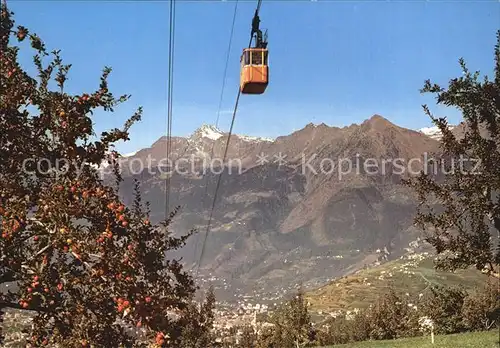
[
  {"xmin": 419, "ymin": 125, "xmax": 455, "ymax": 141},
  {"xmin": 236, "ymin": 134, "xmax": 274, "ymax": 143},
  {"xmin": 419, "ymin": 126, "xmax": 442, "ymax": 139},
  {"xmin": 192, "ymin": 124, "xmax": 224, "ymax": 140},
  {"xmin": 121, "ymin": 151, "xmax": 137, "ymax": 158}
]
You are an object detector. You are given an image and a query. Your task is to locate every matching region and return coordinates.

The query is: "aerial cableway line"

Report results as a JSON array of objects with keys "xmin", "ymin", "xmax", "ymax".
[
  {"xmin": 192, "ymin": 0, "xmax": 240, "ymax": 270},
  {"xmin": 165, "ymin": 0, "xmax": 176, "ymax": 219},
  {"xmin": 195, "ymin": 0, "xmax": 269, "ymax": 274}
]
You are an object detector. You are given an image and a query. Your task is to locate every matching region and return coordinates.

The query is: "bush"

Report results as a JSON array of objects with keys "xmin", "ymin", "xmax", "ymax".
[
  {"xmin": 316, "ymin": 316, "xmax": 366, "ymax": 345},
  {"xmin": 254, "ymin": 326, "xmax": 276, "ymax": 348},
  {"xmin": 237, "ymin": 325, "xmax": 257, "ymax": 348},
  {"xmin": 420, "ymin": 285, "xmax": 467, "ymax": 334},
  {"xmin": 364, "ymin": 290, "xmax": 420, "ymax": 340},
  {"xmin": 248, "ymin": 283, "xmax": 497, "ymax": 347},
  {"xmin": 179, "ymin": 287, "xmax": 217, "ymax": 347},
  {"xmin": 348, "ymin": 312, "xmax": 372, "ymax": 343},
  {"xmin": 462, "ymin": 280, "xmax": 500, "ymax": 331},
  {"xmin": 313, "ymin": 290, "xmax": 421, "ymax": 346},
  {"xmin": 255, "ymin": 289, "xmax": 314, "ymax": 348}
]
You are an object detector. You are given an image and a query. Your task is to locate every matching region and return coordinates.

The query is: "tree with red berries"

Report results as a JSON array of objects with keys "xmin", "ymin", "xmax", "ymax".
[{"xmin": 0, "ymin": 5, "xmax": 214, "ymax": 347}]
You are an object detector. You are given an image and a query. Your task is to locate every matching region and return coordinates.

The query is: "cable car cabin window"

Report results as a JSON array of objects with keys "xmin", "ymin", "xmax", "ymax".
[
  {"xmin": 250, "ymin": 50, "xmax": 268, "ymax": 66},
  {"xmin": 242, "ymin": 50, "xmax": 268, "ymax": 66},
  {"xmin": 243, "ymin": 51, "xmax": 250, "ymax": 66},
  {"xmin": 252, "ymin": 52, "xmax": 262, "ymax": 65}
]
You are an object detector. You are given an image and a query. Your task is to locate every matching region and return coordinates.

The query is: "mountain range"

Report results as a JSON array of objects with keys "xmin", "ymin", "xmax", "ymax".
[{"xmin": 112, "ymin": 115, "xmax": 454, "ymax": 301}]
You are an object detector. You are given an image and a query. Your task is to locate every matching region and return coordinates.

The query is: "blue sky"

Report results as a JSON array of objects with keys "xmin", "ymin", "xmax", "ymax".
[{"xmin": 10, "ymin": 0, "xmax": 500, "ymax": 154}]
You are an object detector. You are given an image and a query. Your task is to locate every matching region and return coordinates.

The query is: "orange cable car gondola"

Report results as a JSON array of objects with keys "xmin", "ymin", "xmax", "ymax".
[
  {"xmin": 240, "ymin": 6, "xmax": 268, "ymax": 95},
  {"xmin": 240, "ymin": 48, "xmax": 268, "ymax": 94}
]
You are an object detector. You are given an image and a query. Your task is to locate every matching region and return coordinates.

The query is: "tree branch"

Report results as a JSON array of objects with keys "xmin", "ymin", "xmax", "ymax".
[{"xmin": 0, "ymin": 300, "xmax": 49, "ymax": 313}]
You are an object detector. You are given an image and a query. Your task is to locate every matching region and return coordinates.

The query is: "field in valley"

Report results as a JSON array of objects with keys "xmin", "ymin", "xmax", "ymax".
[{"xmin": 306, "ymin": 253, "xmax": 489, "ymax": 314}]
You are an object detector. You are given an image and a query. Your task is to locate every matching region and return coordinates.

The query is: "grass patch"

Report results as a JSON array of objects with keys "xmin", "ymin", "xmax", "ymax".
[{"xmin": 321, "ymin": 330, "xmax": 499, "ymax": 348}]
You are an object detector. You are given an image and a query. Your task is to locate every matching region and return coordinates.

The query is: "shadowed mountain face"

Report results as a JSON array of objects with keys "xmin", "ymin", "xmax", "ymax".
[{"xmin": 113, "ymin": 115, "xmax": 442, "ymax": 300}]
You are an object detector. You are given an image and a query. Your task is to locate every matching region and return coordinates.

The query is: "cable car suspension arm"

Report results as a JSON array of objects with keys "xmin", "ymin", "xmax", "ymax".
[{"xmin": 251, "ymin": 0, "xmax": 267, "ymax": 49}]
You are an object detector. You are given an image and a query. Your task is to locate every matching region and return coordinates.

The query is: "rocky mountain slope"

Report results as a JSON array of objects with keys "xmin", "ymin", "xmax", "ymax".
[{"xmin": 114, "ymin": 115, "xmax": 444, "ymax": 301}]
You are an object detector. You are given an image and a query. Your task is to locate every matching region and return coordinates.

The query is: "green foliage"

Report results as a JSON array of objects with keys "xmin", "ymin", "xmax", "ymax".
[
  {"xmin": 316, "ymin": 288, "xmax": 419, "ymax": 345},
  {"xmin": 311, "ymin": 283, "xmax": 499, "ymax": 347},
  {"xmin": 255, "ymin": 288, "xmax": 314, "ymax": 348},
  {"xmin": 237, "ymin": 325, "xmax": 257, "ymax": 348},
  {"xmin": 219, "ymin": 282, "xmax": 497, "ymax": 347},
  {"xmin": 0, "ymin": 5, "xmax": 215, "ymax": 347},
  {"xmin": 420, "ymin": 286, "xmax": 467, "ymax": 335},
  {"xmin": 365, "ymin": 290, "xmax": 420, "ymax": 340},
  {"xmin": 462, "ymin": 280, "xmax": 500, "ymax": 331},
  {"xmin": 315, "ymin": 316, "xmax": 366, "ymax": 346},
  {"xmin": 178, "ymin": 287, "xmax": 217, "ymax": 348},
  {"xmin": 283, "ymin": 289, "xmax": 315, "ymax": 346},
  {"xmin": 254, "ymin": 326, "xmax": 275, "ymax": 348},
  {"xmin": 405, "ymin": 30, "xmax": 500, "ymax": 277}
]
